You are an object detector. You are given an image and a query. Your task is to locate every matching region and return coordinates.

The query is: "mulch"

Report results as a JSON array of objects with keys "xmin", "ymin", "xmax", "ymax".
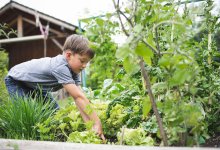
[{"xmin": 201, "ymin": 132, "xmax": 220, "ymax": 147}]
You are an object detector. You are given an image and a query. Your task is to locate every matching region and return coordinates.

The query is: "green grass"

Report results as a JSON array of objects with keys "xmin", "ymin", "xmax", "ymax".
[{"xmin": 0, "ymin": 95, "xmax": 56, "ymax": 140}]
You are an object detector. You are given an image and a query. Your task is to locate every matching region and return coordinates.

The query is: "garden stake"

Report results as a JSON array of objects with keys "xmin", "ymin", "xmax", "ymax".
[
  {"xmin": 139, "ymin": 57, "xmax": 168, "ymax": 146},
  {"xmin": 120, "ymin": 126, "xmax": 125, "ymax": 145}
]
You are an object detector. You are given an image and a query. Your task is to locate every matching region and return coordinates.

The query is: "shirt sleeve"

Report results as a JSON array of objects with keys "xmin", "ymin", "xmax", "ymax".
[
  {"xmin": 73, "ymin": 73, "xmax": 81, "ymax": 86},
  {"xmin": 51, "ymin": 65, "xmax": 76, "ymax": 85}
]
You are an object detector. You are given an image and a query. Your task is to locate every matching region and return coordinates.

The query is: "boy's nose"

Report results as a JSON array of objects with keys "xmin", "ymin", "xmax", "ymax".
[{"xmin": 82, "ymin": 63, "xmax": 87, "ymax": 68}]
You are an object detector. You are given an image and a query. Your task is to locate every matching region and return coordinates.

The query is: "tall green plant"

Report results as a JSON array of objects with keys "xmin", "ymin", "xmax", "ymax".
[
  {"xmin": 0, "ymin": 95, "xmax": 56, "ymax": 140},
  {"xmin": 0, "ymin": 23, "xmax": 17, "ymax": 102},
  {"xmin": 0, "ymin": 51, "xmax": 8, "ymax": 102},
  {"xmin": 83, "ymin": 17, "xmax": 121, "ymax": 89},
  {"xmin": 81, "ymin": 0, "xmax": 220, "ymax": 146},
  {"xmin": 0, "ymin": 23, "xmax": 17, "ymax": 38},
  {"xmin": 193, "ymin": 0, "xmax": 220, "ymax": 135}
]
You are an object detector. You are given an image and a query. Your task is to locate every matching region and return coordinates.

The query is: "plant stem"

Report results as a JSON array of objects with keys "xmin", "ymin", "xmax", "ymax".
[
  {"xmin": 208, "ymin": 32, "xmax": 212, "ymax": 64},
  {"xmin": 139, "ymin": 57, "xmax": 168, "ymax": 146},
  {"xmin": 119, "ymin": 126, "xmax": 125, "ymax": 145}
]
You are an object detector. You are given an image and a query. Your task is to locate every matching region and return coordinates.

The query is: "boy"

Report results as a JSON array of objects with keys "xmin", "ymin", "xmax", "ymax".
[{"xmin": 4, "ymin": 34, "xmax": 105, "ymax": 140}]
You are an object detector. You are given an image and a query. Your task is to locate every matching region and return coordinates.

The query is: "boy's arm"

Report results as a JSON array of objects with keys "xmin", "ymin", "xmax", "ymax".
[{"xmin": 63, "ymin": 83, "xmax": 105, "ymax": 139}]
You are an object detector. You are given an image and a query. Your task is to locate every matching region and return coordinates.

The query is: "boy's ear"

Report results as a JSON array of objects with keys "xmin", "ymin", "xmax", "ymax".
[{"xmin": 64, "ymin": 50, "xmax": 72, "ymax": 60}]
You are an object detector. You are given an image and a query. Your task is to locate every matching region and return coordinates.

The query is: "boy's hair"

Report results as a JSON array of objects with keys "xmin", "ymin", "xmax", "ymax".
[{"xmin": 63, "ymin": 34, "xmax": 95, "ymax": 59}]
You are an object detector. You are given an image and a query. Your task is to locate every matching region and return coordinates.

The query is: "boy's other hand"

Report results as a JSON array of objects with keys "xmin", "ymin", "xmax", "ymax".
[
  {"xmin": 92, "ymin": 123, "xmax": 106, "ymax": 141},
  {"xmin": 100, "ymin": 134, "xmax": 106, "ymax": 142}
]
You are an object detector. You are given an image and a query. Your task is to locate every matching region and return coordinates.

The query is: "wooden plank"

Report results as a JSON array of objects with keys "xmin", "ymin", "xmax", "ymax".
[
  {"xmin": 22, "ymin": 17, "xmax": 64, "ymax": 36},
  {"xmin": 0, "ymin": 35, "xmax": 44, "ymax": 44},
  {"xmin": 17, "ymin": 15, "xmax": 23, "ymax": 37},
  {"xmin": 8, "ymin": 18, "xmax": 17, "ymax": 27},
  {"xmin": 0, "ymin": 139, "xmax": 218, "ymax": 150},
  {"xmin": 51, "ymin": 38, "xmax": 63, "ymax": 51}
]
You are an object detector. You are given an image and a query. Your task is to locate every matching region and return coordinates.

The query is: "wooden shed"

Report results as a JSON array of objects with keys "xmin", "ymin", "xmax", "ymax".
[{"xmin": 0, "ymin": 1, "xmax": 78, "ymax": 69}]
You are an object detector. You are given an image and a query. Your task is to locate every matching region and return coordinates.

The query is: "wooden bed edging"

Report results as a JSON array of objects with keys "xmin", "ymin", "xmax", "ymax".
[{"xmin": 0, "ymin": 139, "xmax": 218, "ymax": 150}]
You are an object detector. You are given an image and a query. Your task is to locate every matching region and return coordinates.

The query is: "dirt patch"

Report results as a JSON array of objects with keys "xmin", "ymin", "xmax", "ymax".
[{"xmin": 202, "ymin": 132, "xmax": 220, "ymax": 147}]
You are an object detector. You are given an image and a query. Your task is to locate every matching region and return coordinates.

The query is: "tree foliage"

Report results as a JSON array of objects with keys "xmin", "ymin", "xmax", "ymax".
[
  {"xmin": 83, "ymin": 0, "xmax": 220, "ymax": 146},
  {"xmin": 82, "ymin": 17, "xmax": 121, "ymax": 89}
]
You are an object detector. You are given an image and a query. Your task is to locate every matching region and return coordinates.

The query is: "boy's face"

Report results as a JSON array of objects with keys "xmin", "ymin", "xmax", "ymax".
[{"xmin": 65, "ymin": 51, "xmax": 91, "ymax": 74}]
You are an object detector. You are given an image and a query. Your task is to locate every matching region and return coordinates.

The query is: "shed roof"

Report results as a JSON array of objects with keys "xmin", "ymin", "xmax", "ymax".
[
  {"xmin": 0, "ymin": 1, "xmax": 77, "ymax": 30},
  {"xmin": 0, "ymin": 1, "xmax": 79, "ymax": 43}
]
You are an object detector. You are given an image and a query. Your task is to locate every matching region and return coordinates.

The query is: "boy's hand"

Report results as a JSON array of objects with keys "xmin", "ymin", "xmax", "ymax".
[
  {"xmin": 100, "ymin": 134, "xmax": 106, "ymax": 142},
  {"xmin": 92, "ymin": 123, "xmax": 106, "ymax": 141}
]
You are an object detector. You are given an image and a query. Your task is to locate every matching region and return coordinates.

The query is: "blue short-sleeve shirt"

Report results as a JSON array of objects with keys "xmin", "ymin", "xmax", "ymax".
[{"xmin": 8, "ymin": 55, "xmax": 81, "ymax": 91}]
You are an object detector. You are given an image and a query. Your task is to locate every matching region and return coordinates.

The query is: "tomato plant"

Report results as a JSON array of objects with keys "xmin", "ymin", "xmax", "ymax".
[{"xmin": 83, "ymin": 0, "xmax": 220, "ymax": 146}]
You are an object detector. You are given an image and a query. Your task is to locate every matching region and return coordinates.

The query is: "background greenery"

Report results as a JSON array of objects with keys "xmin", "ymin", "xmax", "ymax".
[
  {"xmin": 0, "ymin": 23, "xmax": 17, "ymax": 102},
  {"xmin": 0, "ymin": 0, "xmax": 219, "ymax": 147},
  {"xmin": 81, "ymin": 0, "xmax": 220, "ymax": 146},
  {"xmin": 0, "ymin": 50, "xmax": 8, "ymax": 102}
]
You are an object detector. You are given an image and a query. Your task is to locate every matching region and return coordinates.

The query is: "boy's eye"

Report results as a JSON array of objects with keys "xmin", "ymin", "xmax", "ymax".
[{"xmin": 79, "ymin": 59, "xmax": 86, "ymax": 64}]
